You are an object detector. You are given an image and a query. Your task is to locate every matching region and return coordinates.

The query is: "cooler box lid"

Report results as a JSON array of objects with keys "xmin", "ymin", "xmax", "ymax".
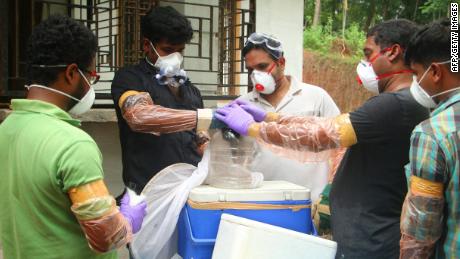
[
  {"xmin": 212, "ymin": 214, "xmax": 337, "ymax": 259},
  {"xmin": 189, "ymin": 181, "xmax": 310, "ymax": 202}
]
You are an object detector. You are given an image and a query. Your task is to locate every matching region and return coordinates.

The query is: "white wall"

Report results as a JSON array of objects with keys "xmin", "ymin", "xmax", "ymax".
[{"xmin": 255, "ymin": 0, "xmax": 304, "ymax": 80}]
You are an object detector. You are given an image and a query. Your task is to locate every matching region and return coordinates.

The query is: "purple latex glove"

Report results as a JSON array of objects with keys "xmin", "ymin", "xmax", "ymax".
[
  {"xmin": 120, "ymin": 192, "xmax": 147, "ymax": 234},
  {"xmin": 235, "ymin": 99, "xmax": 267, "ymax": 122},
  {"xmin": 215, "ymin": 103, "xmax": 255, "ymax": 136}
]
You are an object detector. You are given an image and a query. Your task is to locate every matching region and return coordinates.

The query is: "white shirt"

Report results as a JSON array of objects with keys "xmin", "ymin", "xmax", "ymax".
[{"xmin": 238, "ymin": 76, "xmax": 340, "ymax": 201}]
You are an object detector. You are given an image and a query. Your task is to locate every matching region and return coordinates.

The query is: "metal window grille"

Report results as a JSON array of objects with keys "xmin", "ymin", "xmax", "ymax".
[
  {"xmin": 1, "ymin": 0, "xmax": 255, "ymax": 104},
  {"xmin": 218, "ymin": 0, "xmax": 255, "ymax": 95}
]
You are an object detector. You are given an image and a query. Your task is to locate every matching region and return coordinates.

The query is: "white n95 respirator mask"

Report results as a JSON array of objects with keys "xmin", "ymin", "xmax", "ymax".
[
  {"xmin": 149, "ymin": 41, "xmax": 183, "ymax": 72},
  {"xmin": 410, "ymin": 60, "xmax": 458, "ymax": 108},
  {"xmin": 356, "ymin": 60, "xmax": 414, "ymax": 94},
  {"xmin": 356, "ymin": 60, "xmax": 380, "ymax": 94},
  {"xmin": 251, "ymin": 63, "xmax": 277, "ymax": 95},
  {"xmin": 356, "ymin": 47, "xmax": 414, "ymax": 94},
  {"xmin": 25, "ymin": 69, "xmax": 95, "ymax": 115}
]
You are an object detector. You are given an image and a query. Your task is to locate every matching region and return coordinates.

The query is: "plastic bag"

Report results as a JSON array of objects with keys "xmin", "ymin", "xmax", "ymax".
[
  {"xmin": 121, "ymin": 92, "xmax": 196, "ymax": 135},
  {"xmin": 206, "ymin": 129, "xmax": 263, "ymax": 189},
  {"xmin": 256, "ymin": 139, "xmax": 332, "ymax": 163},
  {"xmin": 130, "ymin": 150, "xmax": 210, "ymax": 259},
  {"xmin": 258, "ymin": 116, "xmax": 341, "ymax": 153},
  {"xmin": 399, "ymin": 175, "xmax": 444, "ymax": 258}
]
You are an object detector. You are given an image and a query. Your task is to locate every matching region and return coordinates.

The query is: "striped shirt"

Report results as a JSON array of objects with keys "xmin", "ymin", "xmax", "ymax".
[{"xmin": 405, "ymin": 91, "xmax": 460, "ymax": 258}]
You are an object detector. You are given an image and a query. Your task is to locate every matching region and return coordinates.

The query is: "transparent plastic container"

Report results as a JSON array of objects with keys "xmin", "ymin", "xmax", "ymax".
[{"xmin": 206, "ymin": 129, "xmax": 263, "ymax": 189}]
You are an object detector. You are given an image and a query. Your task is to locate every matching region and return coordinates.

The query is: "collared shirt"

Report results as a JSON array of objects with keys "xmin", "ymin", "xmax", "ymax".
[
  {"xmin": 0, "ymin": 99, "xmax": 115, "ymax": 259},
  {"xmin": 238, "ymin": 76, "xmax": 340, "ymax": 201},
  {"xmin": 240, "ymin": 76, "xmax": 340, "ymax": 116},
  {"xmin": 405, "ymin": 91, "xmax": 460, "ymax": 258}
]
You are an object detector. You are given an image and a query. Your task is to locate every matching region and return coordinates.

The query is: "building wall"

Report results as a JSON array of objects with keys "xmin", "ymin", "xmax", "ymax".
[
  {"xmin": 255, "ymin": 0, "xmax": 304, "ymax": 80},
  {"xmin": 81, "ymin": 122, "xmax": 125, "ymax": 195},
  {"xmin": 0, "ymin": 0, "xmax": 7, "ymax": 96}
]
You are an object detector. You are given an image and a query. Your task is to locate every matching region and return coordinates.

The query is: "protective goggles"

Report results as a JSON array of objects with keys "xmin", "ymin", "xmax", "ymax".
[{"xmin": 244, "ymin": 32, "xmax": 283, "ymax": 59}]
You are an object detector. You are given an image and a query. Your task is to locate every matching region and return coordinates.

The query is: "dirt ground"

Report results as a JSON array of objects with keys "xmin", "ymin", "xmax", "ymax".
[{"xmin": 302, "ymin": 50, "xmax": 374, "ymax": 113}]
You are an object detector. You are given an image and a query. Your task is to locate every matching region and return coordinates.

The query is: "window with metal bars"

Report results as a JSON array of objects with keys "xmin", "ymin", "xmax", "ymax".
[{"xmin": 0, "ymin": 0, "xmax": 255, "ymax": 105}]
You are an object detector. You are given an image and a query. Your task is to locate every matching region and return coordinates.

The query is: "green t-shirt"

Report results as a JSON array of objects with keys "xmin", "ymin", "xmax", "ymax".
[{"xmin": 0, "ymin": 99, "xmax": 118, "ymax": 259}]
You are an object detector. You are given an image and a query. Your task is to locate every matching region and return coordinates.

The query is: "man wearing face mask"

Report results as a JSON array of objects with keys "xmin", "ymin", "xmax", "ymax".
[
  {"xmin": 216, "ymin": 19, "xmax": 430, "ymax": 258},
  {"xmin": 235, "ymin": 32, "xmax": 340, "ymax": 202},
  {"xmin": 400, "ymin": 20, "xmax": 460, "ymax": 259},
  {"xmin": 111, "ymin": 6, "xmax": 221, "ymax": 195},
  {"xmin": 0, "ymin": 15, "xmax": 146, "ymax": 259}
]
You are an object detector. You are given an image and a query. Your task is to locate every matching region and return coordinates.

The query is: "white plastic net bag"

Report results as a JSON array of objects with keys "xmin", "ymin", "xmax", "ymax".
[{"xmin": 130, "ymin": 150, "xmax": 210, "ymax": 259}]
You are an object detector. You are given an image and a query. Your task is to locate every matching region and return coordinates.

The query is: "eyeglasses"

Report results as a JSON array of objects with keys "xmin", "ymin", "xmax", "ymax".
[
  {"xmin": 31, "ymin": 64, "xmax": 100, "ymax": 85},
  {"xmin": 80, "ymin": 69, "xmax": 100, "ymax": 85},
  {"xmin": 244, "ymin": 32, "xmax": 283, "ymax": 59}
]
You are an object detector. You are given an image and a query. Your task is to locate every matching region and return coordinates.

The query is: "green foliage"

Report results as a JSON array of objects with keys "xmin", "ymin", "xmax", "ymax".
[
  {"xmin": 302, "ymin": 0, "xmax": 456, "ymax": 61},
  {"xmin": 303, "ymin": 17, "xmax": 336, "ymax": 53},
  {"xmin": 420, "ymin": 0, "xmax": 451, "ymax": 17},
  {"xmin": 344, "ymin": 23, "xmax": 366, "ymax": 58},
  {"xmin": 303, "ymin": 26, "xmax": 333, "ymax": 53},
  {"xmin": 303, "ymin": 22, "xmax": 365, "ymax": 63},
  {"xmin": 303, "ymin": 0, "xmax": 456, "ymax": 32}
]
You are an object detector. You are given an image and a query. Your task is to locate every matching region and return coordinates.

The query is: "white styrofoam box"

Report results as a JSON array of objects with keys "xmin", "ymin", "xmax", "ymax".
[
  {"xmin": 189, "ymin": 181, "xmax": 310, "ymax": 202},
  {"xmin": 212, "ymin": 214, "xmax": 337, "ymax": 259}
]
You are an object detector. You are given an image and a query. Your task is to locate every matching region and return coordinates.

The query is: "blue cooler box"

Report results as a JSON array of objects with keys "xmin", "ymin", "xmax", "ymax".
[{"xmin": 178, "ymin": 181, "xmax": 316, "ymax": 259}]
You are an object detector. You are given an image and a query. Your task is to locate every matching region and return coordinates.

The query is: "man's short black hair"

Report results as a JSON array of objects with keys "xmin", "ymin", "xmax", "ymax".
[
  {"xmin": 26, "ymin": 15, "xmax": 98, "ymax": 85},
  {"xmin": 141, "ymin": 6, "xmax": 193, "ymax": 45},
  {"xmin": 405, "ymin": 19, "xmax": 452, "ymax": 69},
  {"xmin": 367, "ymin": 19, "xmax": 419, "ymax": 50}
]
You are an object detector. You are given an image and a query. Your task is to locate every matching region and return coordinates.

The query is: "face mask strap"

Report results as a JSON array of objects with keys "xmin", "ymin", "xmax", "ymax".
[
  {"xmin": 369, "ymin": 53, "xmax": 381, "ymax": 63},
  {"xmin": 368, "ymin": 47, "xmax": 392, "ymax": 63},
  {"xmin": 77, "ymin": 69, "xmax": 92, "ymax": 88},
  {"xmin": 417, "ymin": 64, "xmax": 435, "ymax": 87},
  {"xmin": 267, "ymin": 62, "xmax": 277, "ymax": 74},
  {"xmin": 145, "ymin": 56, "xmax": 155, "ymax": 67},
  {"xmin": 417, "ymin": 60, "xmax": 452, "ymax": 85},
  {"xmin": 26, "ymin": 84, "xmax": 80, "ymax": 102},
  {"xmin": 427, "ymin": 60, "xmax": 458, "ymax": 98},
  {"xmin": 356, "ymin": 75, "xmax": 363, "ymax": 85},
  {"xmin": 149, "ymin": 41, "xmax": 162, "ymax": 58},
  {"xmin": 145, "ymin": 41, "xmax": 161, "ymax": 68},
  {"xmin": 430, "ymin": 86, "xmax": 460, "ymax": 99},
  {"xmin": 376, "ymin": 69, "xmax": 413, "ymax": 80},
  {"xmin": 31, "ymin": 64, "xmax": 68, "ymax": 68},
  {"xmin": 438, "ymin": 60, "xmax": 451, "ymax": 65}
]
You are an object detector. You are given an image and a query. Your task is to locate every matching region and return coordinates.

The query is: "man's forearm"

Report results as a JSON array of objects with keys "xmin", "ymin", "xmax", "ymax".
[
  {"xmin": 119, "ymin": 91, "xmax": 214, "ymax": 135},
  {"xmin": 69, "ymin": 180, "xmax": 132, "ymax": 253},
  {"xmin": 248, "ymin": 114, "xmax": 357, "ymax": 152},
  {"xmin": 400, "ymin": 176, "xmax": 444, "ymax": 259}
]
